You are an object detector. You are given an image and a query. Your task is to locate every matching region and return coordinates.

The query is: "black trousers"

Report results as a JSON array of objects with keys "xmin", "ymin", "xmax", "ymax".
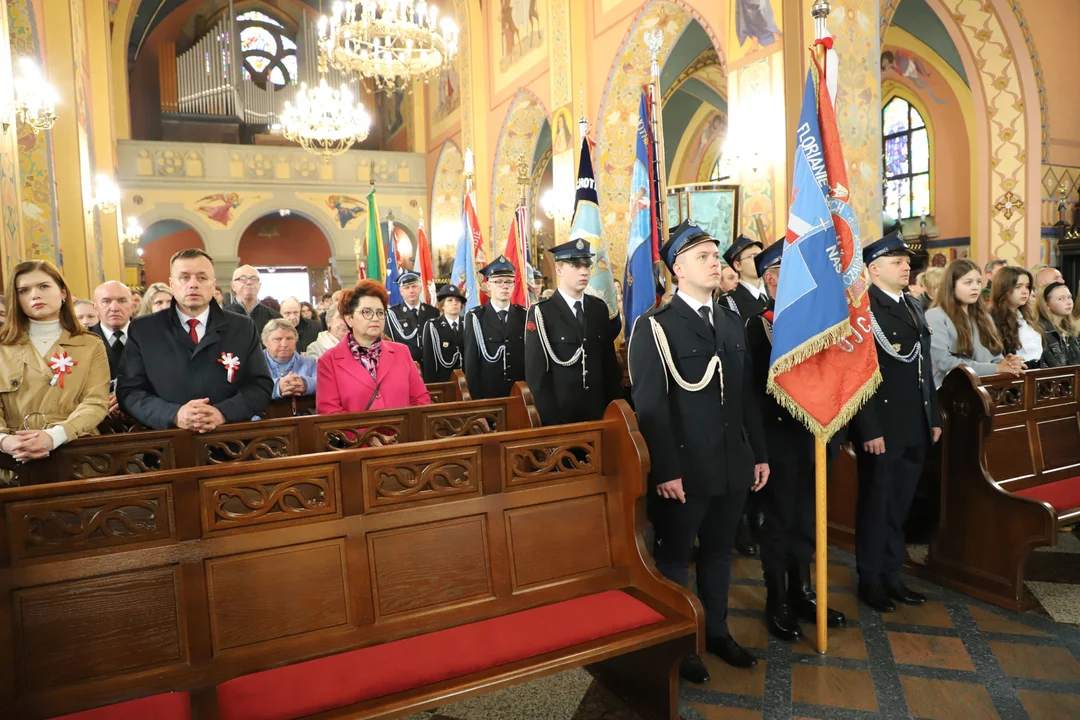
[
  {"xmin": 651, "ymin": 489, "xmax": 746, "ymax": 637},
  {"xmin": 759, "ymin": 441, "xmax": 815, "ymax": 575},
  {"xmin": 854, "ymin": 441, "xmax": 928, "ymax": 582}
]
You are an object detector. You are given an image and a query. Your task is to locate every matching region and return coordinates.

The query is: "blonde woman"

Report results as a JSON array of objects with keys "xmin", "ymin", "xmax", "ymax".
[
  {"xmin": 1037, "ymin": 282, "xmax": 1080, "ymax": 367},
  {"xmin": 138, "ymin": 282, "xmax": 173, "ymax": 316}
]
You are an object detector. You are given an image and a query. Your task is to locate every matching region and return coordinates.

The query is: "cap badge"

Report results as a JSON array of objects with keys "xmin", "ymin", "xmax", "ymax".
[{"xmin": 575, "ymin": 239, "xmax": 584, "ymax": 250}]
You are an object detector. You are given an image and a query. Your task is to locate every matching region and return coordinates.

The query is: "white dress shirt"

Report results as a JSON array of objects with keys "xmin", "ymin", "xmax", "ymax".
[
  {"xmin": 677, "ymin": 290, "xmax": 713, "ymax": 325},
  {"xmin": 740, "ymin": 280, "xmax": 765, "ymax": 301},
  {"xmin": 105, "ymin": 322, "xmax": 131, "ymax": 346},
  {"xmin": 177, "ymin": 305, "xmax": 211, "ymax": 343},
  {"xmin": 558, "ymin": 288, "xmax": 586, "ymax": 316}
]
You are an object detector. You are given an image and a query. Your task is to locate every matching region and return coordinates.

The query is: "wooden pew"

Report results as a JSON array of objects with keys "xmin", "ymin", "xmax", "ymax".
[
  {"xmin": 0, "ymin": 402, "xmax": 700, "ymax": 720},
  {"xmin": 7, "ymin": 381, "xmax": 537, "ymax": 486},
  {"xmin": 924, "ymin": 365, "xmax": 1080, "ymax": 610},
  {"xmin": 99, "ymin": 369, "xmax": 472, "ymax": 430}
]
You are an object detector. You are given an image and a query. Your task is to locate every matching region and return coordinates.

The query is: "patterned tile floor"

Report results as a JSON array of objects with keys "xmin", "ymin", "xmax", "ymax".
[{"xmin": 406, "ymin": 546, "xmax": 1080, "ymax": 720}]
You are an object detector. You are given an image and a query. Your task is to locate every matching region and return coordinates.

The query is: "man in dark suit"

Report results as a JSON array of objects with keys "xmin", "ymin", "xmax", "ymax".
[
  {"xmin": 89, "ymin": 280, "xmax": 136, "ymax": 418},
  {"xmin": 525, "ymin": 238, "xmax": 622, "ymax": 426},
  {"xmin": 280, "ymin": 297, "xmax": 321, "ymax": 353},
  {"xmin": 224, "ymin": 264, "xmax": 281, "ymax": 342},
  {"xmin": 629, "ymin": 220, "xmax": 769, "ymax": 682},
  {"xmin": 745, "ymin": 241, "xmax": 846, "ymax": 642},
  {"xmin": 722, "ymin": 234, "xmax": 770, "ymax": 556},
  {"xmin": 118, "ymin": 249, "xmax": 273, "ymax": 431},
  {"xmin": 387, "ymin": 272, "xmax": 439, "ymax": 363},
  {"xmin": 850, "ymin": 231, "xmax": 942, "ymax": 612},
  {"xmin": 462, "ymin": 257, "xmax": 526, "ymax": 399}
]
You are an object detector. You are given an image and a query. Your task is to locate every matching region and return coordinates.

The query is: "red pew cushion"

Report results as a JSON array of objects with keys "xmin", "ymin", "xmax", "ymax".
[
  {"xmin": 217, "ymin": 589, "xmax": 665, "ymax": 720},
  {"xmin": 51, "ymin": 692, "xmax": 191, "ymax": 720},
  {"xmin": 1015, "ymin": 476, "xmax": 1080, "ymax": 513}
]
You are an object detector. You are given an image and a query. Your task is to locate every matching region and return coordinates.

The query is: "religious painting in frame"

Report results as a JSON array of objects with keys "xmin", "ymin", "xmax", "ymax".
[
  {"xmin": 666, "ymin": 183, "xmax": 740, "ymax": 257},
  {"xmin": 728, "ymin": 0, "xmax": 783, "ymax": 70},
  {"xmin": 491, "ymin": 0, "xmax": 547, "ymax": 94}
]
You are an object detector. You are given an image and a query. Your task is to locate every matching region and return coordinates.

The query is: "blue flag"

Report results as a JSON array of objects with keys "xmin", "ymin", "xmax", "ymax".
[
  {"xmin": 570, "ymin": 135, "xmax": 619, "ymax": 319},
  {"xmin": 769, "ymin": 71, "xmax": 848, "ymax": 372},
  {"xmin": 386, "ymin": 220, "xmax": 402, "ymax": 305},
  {"xmin": 451, "ymin": 190, "xmax": 481, "ymax": 311},
  {"xmin": 624, "ymin": 90, "xmax": 659, "ymax": 338}
]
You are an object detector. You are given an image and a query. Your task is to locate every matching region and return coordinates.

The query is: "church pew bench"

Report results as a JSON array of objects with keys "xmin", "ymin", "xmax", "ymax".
[
  {"xmin": 8, "ymin": 381, "xmax": 537, "ymax": 486},
  {"xmin": 924, "ymin": 365, "xmax": 1080, "ymax": 610},
  {"xmin": 0, "ymin": 401, "xmax": 701, "ymax": 720}
]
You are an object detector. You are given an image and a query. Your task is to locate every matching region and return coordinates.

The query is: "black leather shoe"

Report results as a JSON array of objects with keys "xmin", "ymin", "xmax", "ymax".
[
  {"xmin": 735, "ymin": 514, "xmax": 758, "ymax": 557},
  {"xmin": 679, "ymin": 654, "xmax": 710, "ymax": 684},
  {"xmin": 764, "ymin": 572, "xmax": 803, "ymax": 642},
  {"xmin": 883, "ymin": 577, "xmax": 927, "ymax": 605},
  {"xmin": 789, "ymin": 566, "xmax": 846, "ymax": 627},
  {"xmin": 706, "ymin": 634, "xmax": 757, "ymax": 668},
  {"xmin": 858, "ymin": 582, "xmax": 896, "ymax": 613}
]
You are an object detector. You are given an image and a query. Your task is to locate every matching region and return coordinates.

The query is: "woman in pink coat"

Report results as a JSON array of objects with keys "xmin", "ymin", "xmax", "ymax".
[{"xmin": 316, "ymin": 279, "xmax": 431, "ymax": 414}]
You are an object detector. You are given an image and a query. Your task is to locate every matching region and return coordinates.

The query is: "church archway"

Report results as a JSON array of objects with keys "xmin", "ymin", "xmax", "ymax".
[
  {"xmin": 489, "ymin": 88, "xmax": 549, "ymax": 257},
  {"xmin": 139, "ymin": 218, "xmax": 206, "ymax": 285},
  {"xmin": 236, "ymin": 212, "xmax": 335, "ymax": 302}
]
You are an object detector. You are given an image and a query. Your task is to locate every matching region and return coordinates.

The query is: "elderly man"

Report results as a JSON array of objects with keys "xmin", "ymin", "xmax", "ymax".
[
  {"xmin": 118, "ymin": 249, "xmax": 272, "ymax": 431},
  {"xmin": 306, "ymin": 303, "xmax": 347, "ymax": 358},
  {"xmin": 280, "ymin": 297, "xmax": 321, "ymax": 353},
  {"xmin": 224, "ymin": 264, "xmax": 281, "ymax": 341},
  {"xmin": 89, "ymin": 281, "xmax": 135, "ymax": 381},
  {"xmin": 262, "ymin": 318, "xmax": 317, "ymax": 399},
  {"xmin": 1033, "ymin": 265, "xmax": 1065, "ymax": 292}
]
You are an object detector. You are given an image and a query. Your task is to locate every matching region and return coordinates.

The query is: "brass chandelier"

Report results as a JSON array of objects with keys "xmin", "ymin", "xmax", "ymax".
[
  {"xmin": 318, "ymin": 1, "xmax": 459, "ymax": 93},
  {"xmin": 279, "ymin": 76, "xmax": 372, "ymax": 162}
]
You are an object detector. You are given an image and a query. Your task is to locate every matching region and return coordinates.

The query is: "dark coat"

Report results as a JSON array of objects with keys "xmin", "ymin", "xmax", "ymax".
[
  {"xmin": 223, "ymin": 300, "xmax": 281, "ymax": 341},
  {"xmin": 386, "ymin": 302, "xmax": 439, "ymax": 362},
  {"xmin": 728, "ymin": 282, "xmax": 769, "ymax": 319},
  {"xmin": 525, "ymin": 292, "xmax": 622, "ymax": 426},
  {"xmin": 851, "ymin": 285, "xmax": 941, "ymax": 448},
  {"xmin": 88, "ymin": 323, "xmax": 127, "ymax": 380},
  {"xmin": 295, "ymin": 317, "xmax": 321, "ymax": 353},
  {"xmin": 1040, "ymin": 319, "xmax": 1080, "ymax": 367},
  {"xmin": 421, "ymin": 315, "xmax": 464, "ymax": 383},
  {"xmin": 117, "ymin": 300, "xmax": 273, "ymax": 429},
  {"xmin": 629, "ymin": 293, "xmax": 767, "ymax": 496},
  {"xmin": 462, "ymin": 303, "xmax": 526, "ymax": 399},
  {"xmin": 745, "ymin": 311, "xmax": 814, "ymax": 455}
]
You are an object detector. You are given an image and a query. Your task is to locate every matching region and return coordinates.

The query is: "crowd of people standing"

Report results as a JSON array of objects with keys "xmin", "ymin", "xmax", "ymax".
[{"xmin": 1, "ymin": 235, "xmax": 1078, "ymax": 687}]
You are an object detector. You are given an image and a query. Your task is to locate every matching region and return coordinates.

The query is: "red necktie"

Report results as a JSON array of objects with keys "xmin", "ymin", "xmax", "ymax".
[{"xmin": 187, "ymin": 318, "xmax": 200, "ymax": 344}]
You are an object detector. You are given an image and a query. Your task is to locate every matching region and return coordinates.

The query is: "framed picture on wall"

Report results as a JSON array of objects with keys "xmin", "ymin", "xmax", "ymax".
[{"xmin": 666, "ymin": 183, "xmax": 741, "ymax": 257}]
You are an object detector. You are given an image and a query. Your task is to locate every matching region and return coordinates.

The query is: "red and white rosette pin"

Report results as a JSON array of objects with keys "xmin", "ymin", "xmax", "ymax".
[
  {"xmin": 219, "ymin": 352, "xmax": 240, "ymax": 383},
  {"xmin": 48, "ymin": 351, "xmax": 77, "ymax": 388}
]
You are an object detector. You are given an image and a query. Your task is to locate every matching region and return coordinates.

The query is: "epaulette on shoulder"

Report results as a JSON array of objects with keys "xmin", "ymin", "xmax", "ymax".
[{"xmin": 643, "ymin": 302, "xmax": 671, "ymax": 319}]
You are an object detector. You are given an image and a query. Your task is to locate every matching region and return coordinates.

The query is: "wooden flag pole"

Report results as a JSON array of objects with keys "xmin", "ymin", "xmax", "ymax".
[
  {"xmin": 811, "ymin": 0, "xmax": 833, "ymax": 657},
  {"xmin": 815, "ymin": 437, "xmax": 828, "ymax": 653}
]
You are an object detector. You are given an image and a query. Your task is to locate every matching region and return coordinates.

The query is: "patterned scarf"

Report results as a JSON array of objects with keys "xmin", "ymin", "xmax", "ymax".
[{"xmin": 347, "ymin": 333, "xmax": 381, "ymax": 381}]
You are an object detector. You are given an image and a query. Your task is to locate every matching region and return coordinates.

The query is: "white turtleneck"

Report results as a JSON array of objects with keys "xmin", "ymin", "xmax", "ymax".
[
  {"xmin": 0, "ymin": 318, "xmax": 69, "ymax": 455},
  {"xmin": 29, "ymin": 318, "xmax": 62, "ymax": 358}
]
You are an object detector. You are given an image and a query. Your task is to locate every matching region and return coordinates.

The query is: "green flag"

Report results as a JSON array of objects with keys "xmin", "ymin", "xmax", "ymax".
[{"xmin": 365, "ymin": 187, "xmax": 386, "ymax": 281}]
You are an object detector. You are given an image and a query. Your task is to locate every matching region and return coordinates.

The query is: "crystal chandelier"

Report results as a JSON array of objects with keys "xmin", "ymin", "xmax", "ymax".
[
  {"xmin": 3, "ymin": 58, "xmax": 58, "ymax": 134},
  {"xmin": 319, "ymin": 1, "xmax": 459, "ymax": 93},
  {"xmin": 280, "ymin": 77, "xmax": 372, "ymax": 162}
]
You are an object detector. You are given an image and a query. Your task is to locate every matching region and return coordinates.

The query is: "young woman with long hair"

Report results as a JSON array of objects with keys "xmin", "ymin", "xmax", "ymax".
[
  {"xmin": 0, "ymin": 261, "xmax": 110, "ymax": 464},
  {"xmin": 988, "ymin": 266, "xmax": 1044, "ymax": 368},
  {"xmin": 138, "ymin": 282, "xmax": 173, "ymax": 316},
  {"xmin": 924, "ymin": 259, "xmax": 1022, "ymax": 387},
  {"xmin": 1036, "ymin": 282, "xmax": 1080, "ymax": 367}
]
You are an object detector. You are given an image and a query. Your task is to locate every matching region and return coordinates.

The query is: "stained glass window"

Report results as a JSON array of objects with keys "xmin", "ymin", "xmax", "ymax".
[
  {"xmin": 236, "ymin": 10, "xmax": 297, "ymax": 87},
  {"xmin": 882, "ymin": 97, "xmax": 930, "ymax": 220}
]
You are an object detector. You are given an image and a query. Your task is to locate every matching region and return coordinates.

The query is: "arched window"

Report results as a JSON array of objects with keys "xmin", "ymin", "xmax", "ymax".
[
  {"xmin": 882, "ymin": 97, "xmax": 930, "ymax": 220},
  {"xmin": 237, "ymin": 10, "xmax": 298, "ymax": 87}
]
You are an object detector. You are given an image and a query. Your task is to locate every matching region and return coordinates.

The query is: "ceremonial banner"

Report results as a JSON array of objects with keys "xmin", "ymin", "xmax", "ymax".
[
  {"xmin": 451, "ymin": 189, "xmax": 484, "ymax": 310},
  {"xmin": 416, "ymin": 222, "xmax": 437, "ymax": 305},
  {"xmin": 624, "ymin": 89, "xmax": 661, "ymax": 338},
  {"xmin": 365, "ymin": 187, "xmax": 387, "ymax": 284},
  {"xmin": 570, "ymin": 135, "xmax": 619, "ymax": 319},
  {"xmin": 768, "ymin": 70, "xmax": 876, "ymax": 440},
  {"xmin": 505, "ymin": 204, "xmax": 531, "ymax": 308},
  {"xmin": 386, "ymin": 216, "xmax": 402, "ymax": 305}
]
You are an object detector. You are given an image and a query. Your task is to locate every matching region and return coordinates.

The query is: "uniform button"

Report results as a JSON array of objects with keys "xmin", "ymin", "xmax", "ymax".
[{"xmin": 884, "ymin": 399, "xmax": 888, "ymax": 403}]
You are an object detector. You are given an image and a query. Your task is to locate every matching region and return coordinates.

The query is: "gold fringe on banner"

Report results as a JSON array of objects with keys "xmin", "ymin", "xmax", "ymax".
[{"xmin": 766, "ymin": 319, "xmax": 852, "ymax": 380}]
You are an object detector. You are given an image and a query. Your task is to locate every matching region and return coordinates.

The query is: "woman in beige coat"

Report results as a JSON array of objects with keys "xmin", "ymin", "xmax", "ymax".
[{"xmin": 0, "ymin": 260, "xmax": 110, "ymax": 463}]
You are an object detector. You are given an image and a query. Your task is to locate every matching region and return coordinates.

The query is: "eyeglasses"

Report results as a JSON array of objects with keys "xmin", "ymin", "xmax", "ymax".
[
  {"xmin": 358, "ymin": 308, "xmax": 386, "ymax": 320},
  {"xmin": 488, "ymin": 280, "xmax": 514, "ymax": 288},
  {"xmin": 233, "ymin": 275, "xmax": 260, "ymax": 284}
]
